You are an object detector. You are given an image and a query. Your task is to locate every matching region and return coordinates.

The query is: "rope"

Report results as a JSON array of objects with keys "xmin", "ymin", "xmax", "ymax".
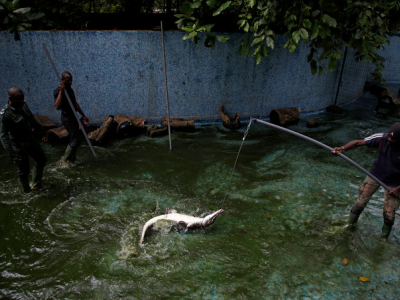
[{"xmin": 221, "ymin": 118, "xmax": 254, "ymax": 208}]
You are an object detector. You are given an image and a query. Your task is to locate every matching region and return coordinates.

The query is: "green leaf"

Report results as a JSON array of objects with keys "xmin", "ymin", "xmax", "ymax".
[
  {"xmin": 311, "ymin": 10, "xmax": 320, "ymax": 18},
  {"xmin": 261, "ymin": 45, "xmax": 270, "ymax": 56},
  {"xmin": 355, "ymin": 29, "xmax": 364, "ymax": 39},
  {"xmin": 180, "ymin": 2, "xmax": 194, "ymax": 15},
  {"xmin": 255, "ymin": 51, "xmax": 262, "ymax": 64},
  {"xmin": 198, "ymin": 24, "xmax": 215, "ymax": 32},
  {"xmin": 212, "ymin": 1, "xmax": 231, "ymax": 16},
  {"xmin": 244, "ymin": 22, "xmax": 249, "ymax": 32},
  {"xmin": 299, "ymin": 28, "xmax": 308, "ymax": 40},
  {"xmin": 237, "ymin": 19, "xmax": 246, "ymax": 27},
  {"xmin": 311, "ymin": 21, "xmax": 319, "ymax": 39},
  {"xmin": 359, "ymin": 11, "xmax": 367, "ymax": 26},
  {"xmin": 204, "ymin": 35, "xmax": 216, "ymax": 48},
  {"xmin": 322, "ymin": 14, "xmax": 337, "ymax": 27},
  {"xmin": 266, "ymin": 36, "xmax": 274, "ymax": 49},
  {"xmin": 310, "ymin": 60, "xmax": 317, "ymax": 75},
  {"xmin": 29, "ymin": 12, "xmax": 44, "ymax": 20},
  {"xmin": 239, "ymin": 43, "xmax": 245, "ymax": 56},
  {"xmin": 175, "ymin": 13, "xmax": 189, "ymax": 18},
  {"xmin": 318, "ymin": 65, "xmax": 324, "ymax": 77},
  {"xmin": 182, "ymin": 31, "xmax": 197, "ymax": 40},
  {"xmin": 4, "ymin": 1, "xmax": 14, "ymax": 10},
  {"xmin": 13, "ymin": 7, "xmax": 30, "ymax": 14},
  {"xmin": 182, "ymin": 26, "xmax": 194, "ymax": 32},
  {"xmin": 303, "ymin": 19, "xmax": 312, "ymax": 29},
  {"xmin": 245, "ymin": 44, "xmax": 251, "ymax": 56},
  {"xmin": 190, "ymin": 1, "xmax": 201, "ymax": 8},
  {"xmin": 292, "ymin": 31, "xmax": 300, "ymax": 44},
  {"xmin": 251, "ymin": 36, "xmax": 264, "ymax": 46},
  {"xmin": 328, "ymin": 58, "xmax": 336, "ymax": 72},
  {"xmin": 206, "ymin": 0, "xmax": 219, "ymax": 8},
  {"xmin": 249, "ymin": 0, "xmax": 256, "ymax": 8},
  {"xmin": 216, "ymin": 35, "xmax": 230, "ymax": 42},
  {"xmin": 289, "ymin": 42, "xmax": 297, "ymax": 53}
]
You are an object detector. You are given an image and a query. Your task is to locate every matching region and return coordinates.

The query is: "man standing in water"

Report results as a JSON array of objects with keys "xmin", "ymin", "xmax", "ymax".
[
  {"xmin": 0, "ymin": 87, "xmax": 48, "ymax": 193},
  {"xmin": 332, "ymin": 122, "xmax": 400, "ymax": 239},
  {"xmin": 54, "ymin": 71, "xmax": 89, "ymax": 165}
]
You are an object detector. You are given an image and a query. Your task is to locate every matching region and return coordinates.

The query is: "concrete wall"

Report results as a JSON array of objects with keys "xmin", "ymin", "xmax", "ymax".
[{"xmin": 1, "ymin": 30, "xmax": 394, "ymax": 125}]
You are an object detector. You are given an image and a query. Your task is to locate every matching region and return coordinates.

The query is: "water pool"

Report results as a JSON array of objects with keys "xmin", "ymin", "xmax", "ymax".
[{"xmin": 1, "ymin": 93, "xmax": 400, "ymax": 299}]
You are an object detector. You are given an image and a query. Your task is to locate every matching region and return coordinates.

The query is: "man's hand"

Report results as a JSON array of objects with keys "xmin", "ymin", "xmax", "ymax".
[
  {"xmin": 59, "ymin": 82, "xmax": 65, "ymax": 92},
  {"xmin": 388, "ymin": 186, "xmax": 400, "ymax": 197},
  {"xmin": 82, "ymin": 116, "xmax": 89, "ymax": 125},
  {"xmin": 331, "ymin": 147, "xmax": 345, "ymax": 156},
  {"xmin": 12, "ymin": 157, "xmax": 21, "ymax": 164}
]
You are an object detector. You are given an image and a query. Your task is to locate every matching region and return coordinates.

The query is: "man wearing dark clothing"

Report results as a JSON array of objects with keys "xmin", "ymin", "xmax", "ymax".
[
  {"xmin": 0, "ymin": 87, "xmax": 47, "ymax": 193},
  {"xmin": 331, "ymin": 122, "xmax": 400, "ymax": 239},
  {"xmin": 54, "ymin": 71, "xmax": 89, "ymax": 165}
]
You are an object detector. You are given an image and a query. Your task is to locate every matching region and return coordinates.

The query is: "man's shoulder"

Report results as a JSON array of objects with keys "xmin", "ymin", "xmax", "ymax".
[
  {"xmin": 0, "ymin": 104, "xmax": 12, "ymax": 116},
  {"xmin": 364, "ymin": 133, "xmax": 385, "ymax": 147},
  {"xmin": 365, "ymin": 133, "xmax": 385, "ymax": 141}
]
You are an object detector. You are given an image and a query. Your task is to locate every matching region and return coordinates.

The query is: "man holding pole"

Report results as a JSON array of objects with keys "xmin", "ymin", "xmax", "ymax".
[
  {"xmin": 54, "ymin": 71, "xmax": 89, "ymax": 165},
  {"xmin": 0, "ymin": 87, "xmax": 48, "ymax": 193},
  {"xmin": 331, "ymin": 122, "xmax": 400, "ymax": 240}
]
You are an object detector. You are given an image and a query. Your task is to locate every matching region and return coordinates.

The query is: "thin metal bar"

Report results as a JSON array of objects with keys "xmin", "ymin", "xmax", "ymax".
[
  {"xmin": 161, "ymin": 21, "xmax": 172, "ymax": 151},
  {"xmin": 41, "ymin": 43, "xmax": 97, "ymax": 158},
  {"xmin": 253, "ymin": 118, "xmax": 391, "ymax": 191},
  {"xmin": 334, "ymin": 45, "xmax": 348, "ymax": 106}
]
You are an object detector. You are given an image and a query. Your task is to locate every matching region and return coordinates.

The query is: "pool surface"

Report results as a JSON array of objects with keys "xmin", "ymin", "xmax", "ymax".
[{"xmin": 1, "ymin": 92, "xmax": 400, "ymax": 299}]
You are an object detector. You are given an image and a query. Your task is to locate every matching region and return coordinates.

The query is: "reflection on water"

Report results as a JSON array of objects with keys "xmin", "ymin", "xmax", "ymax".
[{"xmin": 1, "ymin": 93, "xmax": 400, "ymax": 299}]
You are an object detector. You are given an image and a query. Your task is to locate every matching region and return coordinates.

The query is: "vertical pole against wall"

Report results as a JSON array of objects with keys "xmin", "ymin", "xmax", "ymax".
[
  {"xmin": 161, "ymin": 21, "xmax": 172, "ymax": 151},
  {"xmin": 334, "ymin": 45, "xmax": 348, "ymax": 106}
]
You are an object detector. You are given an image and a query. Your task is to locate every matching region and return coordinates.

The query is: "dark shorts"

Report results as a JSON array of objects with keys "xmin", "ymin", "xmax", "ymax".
[{"xmin": 61, "ymin": 114, "xmax": 82, "ymax": 148}]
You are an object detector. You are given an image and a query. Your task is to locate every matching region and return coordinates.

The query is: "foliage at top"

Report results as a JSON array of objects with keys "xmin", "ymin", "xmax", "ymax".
[
  {"xmin": 175, "ymin": 0, "xmax": 400, "ymax": 83},
  {"xmin": 1, "ymin": 0, "xmax": 399, "ymax": 83}
]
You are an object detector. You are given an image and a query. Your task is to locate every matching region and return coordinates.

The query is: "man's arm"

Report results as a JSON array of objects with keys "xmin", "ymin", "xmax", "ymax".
[
  {"xmin": 331, "ymin": 139, "xmax": 366, "ymax": 155},
  {"xmin": 24, "ymin": 105, "xmax": 48, "ymax": 142},
  {"xmin": 0, "ymin": 116, "xmax": 17, "ymax": 161},
  {"xmin": 54, "ymin": 83, "xmax": 64, "ymax": 110},
  {"xmin": 74, "ymin": 102, "xmax": 89, "ymax": 124}
]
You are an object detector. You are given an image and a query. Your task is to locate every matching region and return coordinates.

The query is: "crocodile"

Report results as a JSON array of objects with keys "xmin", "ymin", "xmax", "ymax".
[{"xmin": 139, "ymin": 209, "xmax": 224, "ymax": 245}]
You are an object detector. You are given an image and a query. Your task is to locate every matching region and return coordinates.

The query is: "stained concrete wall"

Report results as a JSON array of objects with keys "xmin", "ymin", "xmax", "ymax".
[{"xmin": 1, "ymin": 30, "xmax": 395, "ymax": 125}]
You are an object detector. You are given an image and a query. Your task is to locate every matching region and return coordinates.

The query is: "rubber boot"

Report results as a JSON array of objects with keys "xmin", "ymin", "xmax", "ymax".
[
  {"xmin": 69, "ymin": 146, "xmax": 78, "ymax": 162},
  {"xmin": 61, "ymin": 145, "xmax": 74, "ymax": 165},
  {"xmin": 380, "ymin": 223, "xmax": 393, "ymax": 240},
  {"xmin": 19, "ymin": 177, "xmax": 31, "ymax": 193},
  {"xmin": 348, "ymin": 212, "xmax": 360, "ymax": 226},
  {"xmin": 31, "ymin": 166, "xmax": 44, "ymax": 190}
]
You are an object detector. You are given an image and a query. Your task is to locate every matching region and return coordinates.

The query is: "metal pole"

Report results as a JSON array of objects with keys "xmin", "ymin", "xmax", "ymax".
[
  {"xmin": 42, "ymin": 43, "xmax": 97, "ymax": 158},
  {"xmin": 253, "ymin": 118, "xmax": 391, "ymax": 191},
  {"xmin": 161, "ymin": 21, "xmax": 172, "ymax": 151},
  {"xmin": 334, "ymin": 45, "xmax": 348, "ymax": 106}
]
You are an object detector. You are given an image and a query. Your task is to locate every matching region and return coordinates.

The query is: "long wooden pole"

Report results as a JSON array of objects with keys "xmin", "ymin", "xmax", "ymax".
[
  {"xmin": 42, "ymin": 43, "xmax": 97, "ymax": 158},
  {"xmin": 254, "ymin": 118, "xmax": 391, "ymax": 191}
]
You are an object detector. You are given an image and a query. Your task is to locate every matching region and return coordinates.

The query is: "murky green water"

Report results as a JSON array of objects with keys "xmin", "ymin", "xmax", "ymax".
[{"xmin": 1, "ymin": 93, "xmax": 400, "ymax": 299}]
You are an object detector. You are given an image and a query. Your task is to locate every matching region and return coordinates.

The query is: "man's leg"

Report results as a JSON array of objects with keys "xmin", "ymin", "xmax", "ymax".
[
  {"xmin": 349, "ymin": 176, "xmax": 380, "ymax": 225},
  {"xmin": 381, "ymin": 191, "xmax": 400, "ymax": 240},
  {"xmin": 16, "ymin": 157, "xmax": 31, "ymax": 193},
  {"xmin": 62, "ymin": 118, "xmax": 81, "ymax": 163},
  {"xmin": 29, "ymin": 139, "xmax": 47, "ymax": 189}
]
